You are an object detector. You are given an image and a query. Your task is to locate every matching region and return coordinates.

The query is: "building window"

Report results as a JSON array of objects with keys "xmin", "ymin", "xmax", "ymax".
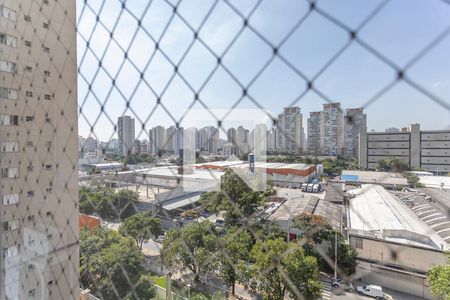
[
  {"xmin": 0, "ymin": 115, "xmax": 18, "ymax": 125},
  {"xmin": 2, "ymin": 194, "xmax": 19, "ymax": 205},
  {"xmin": 43, "ymin": 0, "xmax": 50, "ymax": 5},
  {"xmin": 0, "ymin": 141, "xmax": 19, "ymax": 152},
  {"xmin": 45, "ymin": 141, "xmax": 52, "ymax": 148},
  {"xmin": 0, "ymin": 87, "xmax": 18, "ymax": 100},
  {"xmin": 24, "ymin": 15, "xmax": 31, "ymax": 21},
  {"xmin": 0, "ymin": 60, "xmax": 16, "ymax": 73},
  {"xmin": 45, "ymin": 164, "xmax": 52, "ymax": 170},
  {"xmin": 3, "ymin": 245, "xmax": 19, "ymax": 258},
  {"xmin": 27, "ymin": 215, "xmax": 35, "ymax": 222},
  {"xmin": 43, "ymin": 46, "xmax": 50, "ymax": 53},
  {"xmin": 24, "ymin": 66, "xmax": 32, "ymax": 72},
  {"xmin": 1, "ymin": 168, "xmax": 19, "ymax": 179},
  {"xmin": 43, "ymin": 70, "xmax": 50, "ymax": 77},
  {"xmin": 26, "ymin": 116, "xmax": 34, "ymax": 122},
  {"xmin": 0, "ymin": 32, "xmax": 17, "ymax": 47},
  {"xmin": 46, "ymin": 234, "xmax": 53, "ymax": 240},
  {"xmin": 25, "ymin": 91, "xmax": 33, "ymax": 97},
  {"xmin": 43, "ymin": 22, "xmax": 49, "ymax": 29},
  {"xmin": 27, "ymin": 191, "xmax": 34, "ymax": 197},
  {"xmin": 44, "ymin": 94, "xmax": 52, "ymax": 100},
  {"xmin": 0, "ymin": 6, "xmax": 17, "ymax": 21},
  {"xmin": 26, "ymin": 141, "xmax": 33, "ymax": 147},
  {"xmin": 28, "ymin": 289, "xmax": 36, "ymax": 297},
  {"xmin": 24, "ymin": 40, "xmax": 31, "ymax": 47},
  {"xmin": 45, "ymin": 187, "xmax": 52, "ymax": 193},
  {"xmin": 3, "ymin": 219, "xmax": 19, "ymax": 231},
  {"xmin": 46, "ymin": 211, "xmax": 52, "ymax": 217}
]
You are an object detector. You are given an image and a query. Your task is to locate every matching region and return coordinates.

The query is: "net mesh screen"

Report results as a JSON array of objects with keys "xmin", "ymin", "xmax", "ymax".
[{"xmin": 1, "ymin": 0, "xmax": 450, "ymax": 299}]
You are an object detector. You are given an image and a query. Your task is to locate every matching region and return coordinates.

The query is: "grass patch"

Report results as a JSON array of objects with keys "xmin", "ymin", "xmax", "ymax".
[{"xmin": 151, "ymin": 276, "xmax": 167, "ymax": 288}]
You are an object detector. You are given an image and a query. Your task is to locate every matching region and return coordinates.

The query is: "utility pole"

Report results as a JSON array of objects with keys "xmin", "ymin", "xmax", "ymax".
[{"xmin": 334, "ymin": 231, "xmax": 338, "ymax": 281}]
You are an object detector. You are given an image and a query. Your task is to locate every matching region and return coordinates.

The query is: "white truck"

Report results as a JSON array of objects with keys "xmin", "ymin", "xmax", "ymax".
[
  {"xmin": 312, "ymin": 183, "xmax": 321, "ymax": 193},
  {"xmin": 307, "ymin": 183, "xmax": 314, "ymax": 192},
  {"xmin": 356, "ymin": 284, "xmax": 383, "ymax": 299},
  {"xmin": 301, "ymin": 183, "xmax": 308, "ymax": 192}
]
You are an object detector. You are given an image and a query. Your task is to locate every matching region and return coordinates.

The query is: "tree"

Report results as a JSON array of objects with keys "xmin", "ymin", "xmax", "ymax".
[
  {"xmin": 199, "ymin": 168, "xmax": 272, "ymax": 225},
  {"xmin": 80, "ymin": 227, "xmax": 150, "ymax": 300},
  {"xmin": 79, "ymin": 187, "xmax": 140, "ymax": 220},
  {"xmin": 428, "ymin": 256, "xmax": 450, "ymax": 300},
  {"xmin": 217, "ymin": 227, "xmax": 253, "ymax": 295},
  {"xmin": 249, "ymin": 238, "xmax": 322, "ymax": 300},
  {"xmin": 129, "ymin": 274, "xmax": 157, "ymax": 300},
  {"xmin": 119, "ymin": 213, "xmax": 163, "ymax": 249},
  {"xmin": 294, "ymin": 213, "xmax": 357, "ymax": 275},
  {"xmin": 376, "ymin": 157, "xmax": 410, "ymax": 173},
  {"xmin": 162, "ymin": 221, "xmax": 217, "ymax": 281}
]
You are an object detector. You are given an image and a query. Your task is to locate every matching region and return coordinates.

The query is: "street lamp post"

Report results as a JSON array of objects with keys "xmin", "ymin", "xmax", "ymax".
[
  {"xmin": 334, "ymin": 231, "xmax": 338, "ymax": 282},
  {"xmin": 187, "ymin": 283, "xmax": 191, "ymax": 299}
]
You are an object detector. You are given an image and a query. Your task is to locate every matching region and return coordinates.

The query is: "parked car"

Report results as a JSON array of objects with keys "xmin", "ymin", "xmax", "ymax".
[
  {"xmin": 357, "ymin": 284, "xmax": 383, "ymax": 299},
  {"xmin": 215, "ymin": 219, "xmax": 225, "ymax": 227},
  {"xmin": 332, "ymin": 278, "xmax": 354, "ymax": 291},
  {"xmin": 307, "ymin": 183, "xmax": 314, "ymax": 192}
]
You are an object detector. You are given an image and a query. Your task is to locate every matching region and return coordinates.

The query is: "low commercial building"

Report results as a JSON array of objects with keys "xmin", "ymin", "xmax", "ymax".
[
  {"xmin": 341, "ymin": 170, "xmax": 408, "ymax": 186},
  {"xmin": 359, "ymin": 123, "xmax": 450, "ymax": 174},
  {"xmin": 347, "ymin": 184, "xmax": 448, "ymax": 298},
  {"xmin": 267, "ymin": 189, "xmax": 342, "ymax": 239},
  {"xmin": 196, "ymin": 161, "xmax": 317, "ymax": 188}
]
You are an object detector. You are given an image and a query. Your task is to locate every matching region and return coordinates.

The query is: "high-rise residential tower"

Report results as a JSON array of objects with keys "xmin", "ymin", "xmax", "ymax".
[
  {"xmin": 118, "ymin": 116, "xmax": 136, "ymax": 156},
  {"xmin": 344, "ymin": 108, "xmax": 367, "ymax": 157},
  {"xmin": 149, "ymin": 125, "xmax": 166, "ymax": 154},
  {"xmin": 277, "ymin": 107, "xmax": 303, "ymax": 154},
  {"xmin": 0, "ymin": 0, "xmax": 79, "ymax": 299}
]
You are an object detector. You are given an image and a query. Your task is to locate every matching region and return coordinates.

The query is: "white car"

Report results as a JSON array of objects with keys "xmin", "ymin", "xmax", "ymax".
[
  {"xmin": 357, "ymin": 284, "xmax": 383, "ymax": 299},
  {"xmin": 332, "ymin": 279, "xmax": 354, "ymax": 291}
]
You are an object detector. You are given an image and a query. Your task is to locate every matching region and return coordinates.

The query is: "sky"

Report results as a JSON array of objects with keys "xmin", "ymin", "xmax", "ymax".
[{"xmin": 76, "ymin": 0, "xmax": 450, "ymax": 142}]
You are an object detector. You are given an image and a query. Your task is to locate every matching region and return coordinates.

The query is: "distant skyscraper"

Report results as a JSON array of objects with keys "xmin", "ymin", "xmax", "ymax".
[
  {"xmin": 344, "ymin": 108, "xmax": 367, "ymax": 157},
  {"xmin": 253, "ymin": 124, "xmax": 267, "ymax": 159},
  {"xmin": 307, "ymin": 111, "xmax": 322, "ymax": 154},
  {"xmin": 199, "ymin": 126, "xmax": 219, "ymax": 153},
  {"xmin": 149, "ymin": 126, "xmax": 166, "ymax": 154},
  {"xmin": 322, "ymin": 103, "xmax": 344, "ymax": 156},
  {"xmin": 277, "ymin": 107, "xmax": 304, "ymax": 154},
  {"xmin": 227, "ymin": 127, "xmax": 237, "ymax": 145},
  {"xmin": 118, "ymin": 116, "xmax": 136, "ymax": 156}
]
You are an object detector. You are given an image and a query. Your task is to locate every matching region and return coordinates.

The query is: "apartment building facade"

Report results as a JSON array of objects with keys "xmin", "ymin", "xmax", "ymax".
[
  {"xmin": 118, "ymin": 116, "xmax": 135, "ymax": 156},
  {"xmin": 149, "ymin": 125, "xmax": 166, "ymax": 154},
  {"xmin": 0, "ymin": 0, "xmax": 79, "ymax": 299},
  {"xmin": 359, "ymin": 124, "xmax": 450, "ymax": 174},
  {"xmin": 307, "ymin": 103, "xmax": 366, "ymax": 157},
  {"xmin": 277, "ymin": 107, "xmax": 303, "ymax": 154},
  {"xmin": 344, "ymin": 108, "xmax": 367, "ymax": 157}
]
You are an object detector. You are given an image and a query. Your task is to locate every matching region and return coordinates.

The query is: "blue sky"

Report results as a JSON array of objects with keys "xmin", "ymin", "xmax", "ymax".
[{"xmin": 76, "ymin": 0, "xmax": 450, "ymax": 142}]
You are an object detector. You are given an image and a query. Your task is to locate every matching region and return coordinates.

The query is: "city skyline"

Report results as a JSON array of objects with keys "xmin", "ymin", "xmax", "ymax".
[{"xmin": 77, "ymin": 0, "xmax": 450, "ymax": 142}]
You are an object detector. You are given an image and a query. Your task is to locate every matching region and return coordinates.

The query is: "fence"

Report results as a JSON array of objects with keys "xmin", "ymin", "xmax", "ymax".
[{"xmin": 1, "ymin": 0, "xmax": 449, "ymax": 299}]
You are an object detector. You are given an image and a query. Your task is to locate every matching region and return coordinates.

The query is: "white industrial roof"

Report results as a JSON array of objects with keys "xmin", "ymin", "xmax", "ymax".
[
  {"xmin": 419, "ymin": 176, "xmax": 450, "ymax": 190},
  {"xmin": 349, "ymin": 184, "xmax": 448, "ymax": 250},
  {"xmin": 138, "ymin": 166, "xmax": 223, "ymax": 180}
]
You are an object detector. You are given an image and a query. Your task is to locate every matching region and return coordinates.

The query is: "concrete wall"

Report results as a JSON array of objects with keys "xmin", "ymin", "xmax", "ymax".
[
  {"xmin": 356, "ymin": 261, "xmax": 437, "ymax": 299},
  {"xmin": 349, "ymin": 235, "xmax": 447, "ymax": 273}
]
